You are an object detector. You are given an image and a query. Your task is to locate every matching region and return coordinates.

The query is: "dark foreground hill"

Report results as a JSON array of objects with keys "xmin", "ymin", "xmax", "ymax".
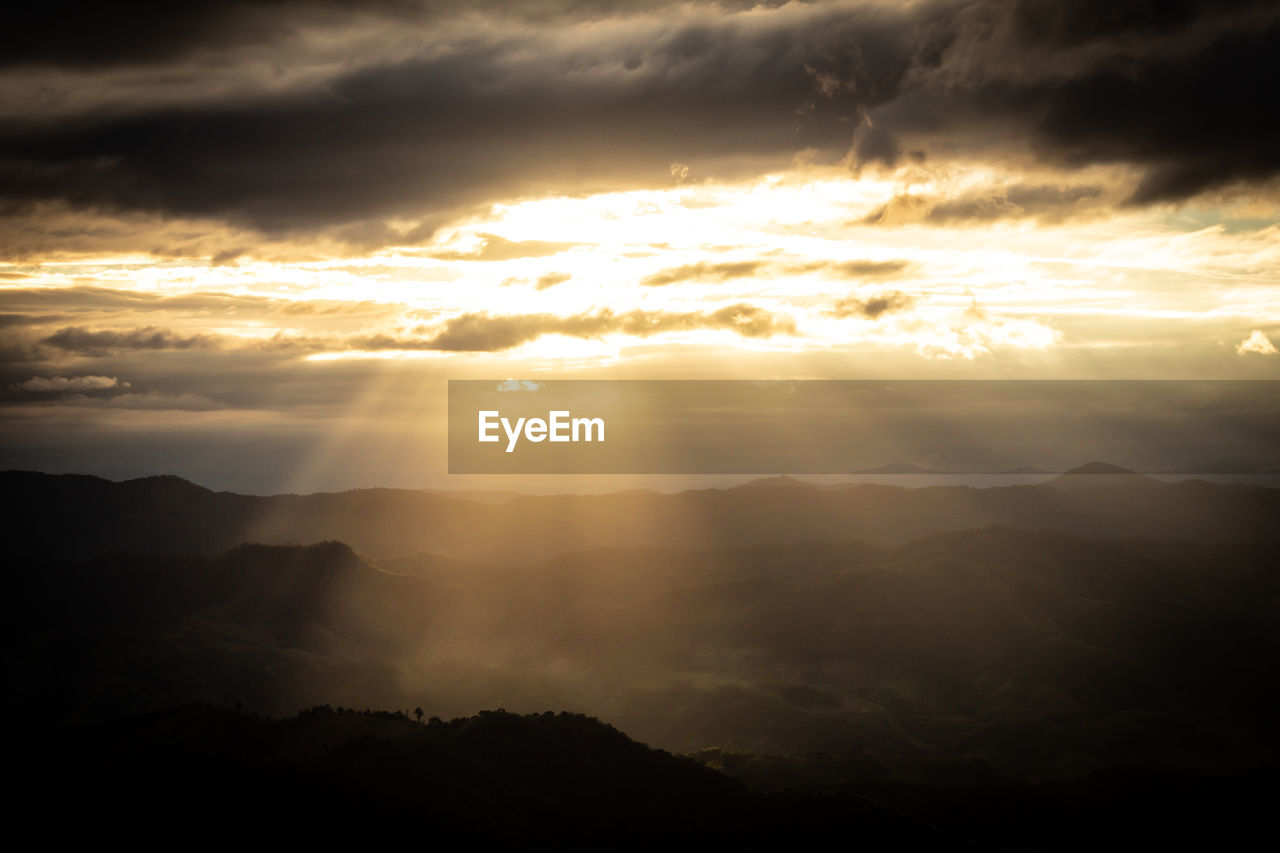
[
  {"xmin": 4, "ymin": 467, "xmax": 1279, "ymax": 562},
  {"xmin": 19, "ymin": 702, "xmax": 1277, "ymax": 850},
  {"xmin": 21, "ymin": 703, "xmax": 936, "ymax": 846}
]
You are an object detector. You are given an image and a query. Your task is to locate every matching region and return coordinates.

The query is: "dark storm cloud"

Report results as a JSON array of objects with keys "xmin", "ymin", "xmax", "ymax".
[
  {"xmin": 0, "ymin": 2, "xmax": 916, "ymax": 237},
  {"xmin": 867, "ymin": 0, "xmax": 1280, "ymax": 205},
  {"xmin": 1, "ymin": 285, "xmax": 397, "ymax": 323},
  {"xmin": 2, "ymin": 1, "xmax": 332, "ymax": 68},
  {"xmin": 1039, "ymin": 35, "xmax": 1279, "ymax": 205},
  {"xmin": 0, "ymin": 1, "xmax": 792, "ymax": 68},
  {"xmin": 1006, "ymin": 0, "xmax": 1262, "ymax": 50},
  {"xmin": 870, "ymin": 0, "xmax": 1280, "ymax": 204},
  {"xmin": 931, "ymin": 184, "xmax": 1104, "ymax": 223},
  {"xmin": 364, "ymin": 304, "xmax": 795, "ymax": 352},
  {"xmin": 41, "ymin": 326, "xmax": 221, "ymax": 354},
  {"xmin": 0, "ymin": 312, "xmax": 66, "ymax": 327},
  {"xmin": 1, "ymin": 0, "xmax": 1277, "ymax": 244}
]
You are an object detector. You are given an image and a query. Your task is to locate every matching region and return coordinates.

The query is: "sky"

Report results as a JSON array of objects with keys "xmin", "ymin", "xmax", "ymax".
[{"xmin": 2, "ymin": 0, "xmax": 1278, "ymax": 492}]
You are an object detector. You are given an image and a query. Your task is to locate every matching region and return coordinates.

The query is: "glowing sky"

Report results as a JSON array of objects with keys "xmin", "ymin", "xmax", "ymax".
[{"xmin": 2, "ymin": 1, "xmax": 1278, "ymax": 490}]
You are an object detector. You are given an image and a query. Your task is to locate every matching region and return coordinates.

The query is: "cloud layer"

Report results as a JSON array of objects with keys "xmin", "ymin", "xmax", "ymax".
[
  {"xmin": 2, "ymin": 1, "xmax": 1277, "ymax": 492},
  {"xmin": 3, "ymin": 0, "xmax": 1277, "ymax": 251}
]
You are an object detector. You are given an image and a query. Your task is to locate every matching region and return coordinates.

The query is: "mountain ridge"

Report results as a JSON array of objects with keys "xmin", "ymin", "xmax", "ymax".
[{"xmin": 6, "ymin": 466, "xmax": 1277, "ymax": 564}]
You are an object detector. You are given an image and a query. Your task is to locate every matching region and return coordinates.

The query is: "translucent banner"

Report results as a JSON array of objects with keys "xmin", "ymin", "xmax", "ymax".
[{"xmin": 448, "ymin": 380, "xmax": 1280, "ymax": 475}]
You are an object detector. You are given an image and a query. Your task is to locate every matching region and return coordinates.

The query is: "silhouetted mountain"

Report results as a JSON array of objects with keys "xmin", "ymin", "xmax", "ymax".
[
  {"xmin": 5, "ymin": 467, "xmax": 1278, "ymax": 563},
  {"xmin": 19, "ymin": 702, "xmax": 1276, "ymax": 850},
  {"xmin": 18, "ymin": 703, "xmax": 942, "ymax": 846}
]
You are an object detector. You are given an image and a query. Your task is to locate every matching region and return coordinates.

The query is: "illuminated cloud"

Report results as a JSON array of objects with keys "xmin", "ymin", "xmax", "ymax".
[
  {"xmin": 431, "ymin": 234, "xmax": 580, "ymax": 262},
  {"xmin": 914, "ymin": 313, "xmax": 1060, "ymax": 360},
  {"xmin": 535, "ymin": 272, "xmax": 572, "ymax": 290},
  {"xmin": 1237, "ymin": 329, "xmax": 1278, "ymax": 355},
  {"xmin": 642, "ymin": 258, "xmax": 911, "ymax": 287},
  {"xmin": 497, "ymin": 380, "xmax": 542, "ymax": 392},
  {"xmin": 358, "ymin": 304, "xmax": 796, "ymax": 353},
  {"xmin": 0, "ymin": 1, "xmax": 1275, "ymax": 492},
  {"xmin": 641, "ymin": 262, "xmax": 766, "ymax": 286}
]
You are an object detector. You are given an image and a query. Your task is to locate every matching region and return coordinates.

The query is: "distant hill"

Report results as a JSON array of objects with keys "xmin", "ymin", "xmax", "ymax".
[
  {"xmin": 4, "ymin": 466, "xmax": 1278, "ymax": 563},
  {"xmin": 13, "ymin": 531, "xmax": 1280, "ymax": 783},
  {"xmin": 736, "ymin": 474, "xmax": 812, "ymax": 488},
  {"xmin": 1062, "ymin": 462, "xmax": 1140, "ymax": 475},
  {"xmin": 1050, "ymin": 461, "xmax": 1160, "ymax": 489}
]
